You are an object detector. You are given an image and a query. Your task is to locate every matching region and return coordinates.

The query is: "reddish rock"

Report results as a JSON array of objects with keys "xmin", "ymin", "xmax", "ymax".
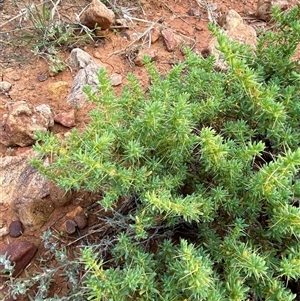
[
  {"xmin": 9, "ymin": 221, "xmax": 23, "ymax": 238},
  {"xmin": 0, "ymin": 101, "xmax": 53, "ymax": 147},
  {"xmin": 80, "ymin": 0, "xmax": 115, "ymax": 30},
  {"xmin": 54, "ymin": 110, "xmax": 76, "ymax": 128},
  {"xmin": 65, "ymin": 220, "xmax": 77, "ymax": 234},
  {"xmin": 151, "ymin": 27, "xmax": 161, "ymax": 44},
  {"xmin": 74, "ymin": 214, "xmax": 88, "ymax": 230},
  {"xmin": 161, "ymin": 29, "xmax": 179, "ymax": 52},
  {"xmin": 0, "ymin": 241, "xmax": 37, "ymax": 277}
]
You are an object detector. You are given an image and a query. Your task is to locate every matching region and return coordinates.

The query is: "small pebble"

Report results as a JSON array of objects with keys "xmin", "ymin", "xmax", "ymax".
[
  {"xmin": 0, "ymin": 81, "xmax": 12, "ymax": 93},
  {"xmin": 187, "ymin": 8, "xmax": 201, "ymax": 17},
  {"xmin": 9, "ymin": 220, "xmax": 24, "ymax": 238},
  {"xmin": 74, "ymin": 214, "xmax": 88, "ymax": 230},
  {"xmin": 110, "ymin": 73, "xmax": 123, "ymax": 86},
  {"xmin": 37, "ymin": 73, "xmax": 48, "ymax": 82},
  {"xmin": 65, "ymin": 220, "xmax": 77, "ymax": 234}
]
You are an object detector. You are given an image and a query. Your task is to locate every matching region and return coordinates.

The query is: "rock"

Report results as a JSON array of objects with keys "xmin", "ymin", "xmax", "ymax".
[
  {"xmin": 74, "ymin": 214, "xmax": 88, "ymax": 230},
  {"xmin": 67, "ymin": 63, "xmax": 101, "ymax": 107},
  {"xmin": 37, "ymin": 73, "xmax": 48, "ymax": 82},
  {"xmin": 0, "ymin": 150, "xmax": 50, "ymax": 206},
  {"xmin": 187, "ymin": 8, "xmax": 201, "ymax": 17},
  {"xmin": 14, "ymin": 198, "xmax": 54, "ymax": 230},
  {"xmin": 66, "ymin": 206, "xmax": 84, "ymax": 219},
  {"xmin": 80, "ymin": 0, "xmax": 115, "ymax": 30},
  {"xmin": 66, "ymin": 48, "xmax": 95, "ymax": 69},
  {"xmin": 9, "ymin": 151, "xmax": 53, "ymax": 230},
  {"xmin": 226, "ymin": 24, "xmax": 257, "ymax": 46},
  {"xmin": 67, "ymin": 49, "xmax": 103, "ymax": 108},
  {"xmin": 35, "ymin": 104, "xmax": 52, "ymax": 117},
  {"xmin": 0, "ymin": 241, "xmax": 37, "ymax": 277},
  {"xmin": 161, "ymin": 29, "xmax": 179, "ymax": 52},
  {"xmin": 65, "ymin": 220, "xmax": 77, "ymax": 234},
  {"xmin": 110, "ymin": 73, "xmax": 123, "ymax": 86},
  {"xmin": 256, "ymin": 0, "xmax": 288, "ymax": 21},
  {"xmin": 218, "ymin": 9, "xmax": 243, "ymax": 30},
  {"xmin": 134, "ymin": 49, "xmax": 158, "ymax": 66},
  {"xmin": 11, "ymin": 156, "xmax": 50, "ymax": 202},
  {"xmin": 209, "ymin": 10, "xmax": 257, "ymax": 71},
  {"xmin": 9, "ymin": 221, "xmax": 23, "ymax": 238},
  {"xmin": 0, "ymin": 101, "xmax": 54, "ymax": 147},
  {"xmin": 49, "ymin": 182, "xmax": 72, "ymax": 207},
  {"xmin": 0, "ymin": 81, "xmax": 12, "ymax": 93},
  {"xmin": 54, "ymin": 109, "xmax": 76, "ymax": 128},
  {"xmin": 151, "ymin": 27, "xmax": 161, "ymax": 44},
  {"xmin": 0, "ymin": 226, "xmax": 9, "ymax": 237},
  {"xmin": 48, "ymin": 81, "xmax": 69, "ymax": 96}
]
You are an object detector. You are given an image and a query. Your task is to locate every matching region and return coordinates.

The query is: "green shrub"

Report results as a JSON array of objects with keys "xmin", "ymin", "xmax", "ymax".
[{"xmin": 30, "ymin": 5, "xmax": 300, "ymax": 301}]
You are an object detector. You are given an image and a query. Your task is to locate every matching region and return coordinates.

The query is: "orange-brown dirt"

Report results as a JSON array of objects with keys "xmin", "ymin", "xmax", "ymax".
[{"xmin": 0, "ymin": 0, "xmax": 296, "ymax": 299}]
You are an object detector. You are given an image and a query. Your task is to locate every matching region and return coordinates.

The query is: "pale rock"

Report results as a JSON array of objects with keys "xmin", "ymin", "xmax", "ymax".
[
  {"xmin": 66, "ymin": 48, "xmax": 94, "ymax": 69},
  {"xmin": 110, "ymin": 73, "xmax": 123, "ymax": 86},
  {"xmin": 0, "ymin": 81, "xmax": 12, "ymax": 93},
  {"xmin": 218, "ymin": 9, "xmax": 243, "ymax": 30},
  {"xmin": 256, "ymin": 0, "xmax": 289, "ymax": 21},
  {"xmin": 54, "ymin": 109, "xmax": 76, "ymax": 128},
  {"xmin": 35, "ymin": 104, "xmax": 52, "ymax": 117},
  {"xmin": 67, "ymin": 49, "xmax": 103, "ymax": 108},
  {"xmin": 227, "ymin": 24, "xmax": 257, "ymax": 46},
  {"xmin": 0, "ymin": 101, "xmax": 54, "ymax": 147},
  {"xmin": 0, "ymin": 227, "xmax": 9, "ymax": 237},
  {"xmin": 135, "ymin": 49, "xmax": 158, "ymax": 66},
  {"xmin": 209, "ymin": 10, "xmax": 257, "ymax": 71},
  {"xmin": 80, "ymin": 0, "xmax": 115, "ymax": 30}
]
